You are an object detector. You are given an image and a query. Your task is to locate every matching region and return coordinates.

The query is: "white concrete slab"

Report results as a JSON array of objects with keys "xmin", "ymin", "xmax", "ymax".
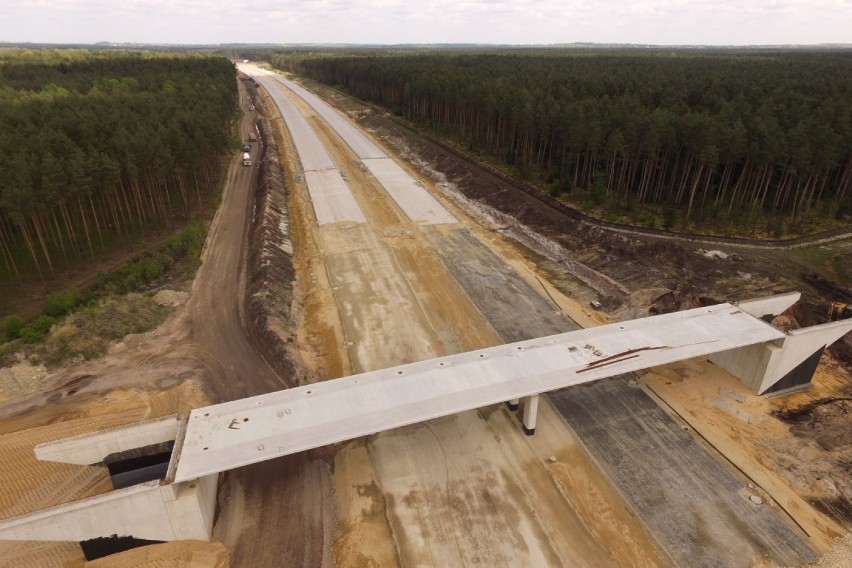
[
  {"xmin": 249, "ymin": 72, "xmax": 336, "ymax": 172},
  {"xmin": 304, "ymin": 170, "xmax": 367, "ymax": 225},
  {"xmin": 174, "ymin": 303, "xmax": 784, "ymax": 482},
  {"xmin": 362, "ymin": 158, "xmax": 457, "ymax": 225},
  {"xmin": 271, "ymin": 75, "xmax": 386, "ymax": 160},
  {"xmin": 243, "ymin": 67, "xmax": 367, "ymax": 225},
  {"xmin": 254, "ymin": 68, "xmax": 456, "ymax": 225},
  {"xmin": 252, "ymin": 74, "xmax": 336, "ymax": 171}
]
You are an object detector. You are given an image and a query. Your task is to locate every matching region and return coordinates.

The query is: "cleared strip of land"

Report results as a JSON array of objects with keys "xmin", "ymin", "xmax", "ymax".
[{"xmin": 239, "ymin": 64, "xmax": 820, "ymax": 567}]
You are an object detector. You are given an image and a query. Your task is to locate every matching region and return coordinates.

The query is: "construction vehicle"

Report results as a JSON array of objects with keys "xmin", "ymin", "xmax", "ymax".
[
  {"xmin": 248, "ymin": 132, "xmax": 257, "ymax": 143},
  {"xmin": 828, "ymin": 302, "xmax": 852, "ymax": 321}
]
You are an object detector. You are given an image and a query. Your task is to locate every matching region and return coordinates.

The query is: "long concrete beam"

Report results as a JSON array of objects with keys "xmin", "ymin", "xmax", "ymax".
[{"xmin": 173, "ymin": 301, "xmax": 787, "ymax": 482}]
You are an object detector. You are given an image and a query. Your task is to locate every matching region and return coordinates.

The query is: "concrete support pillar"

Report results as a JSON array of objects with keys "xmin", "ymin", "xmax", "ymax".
[
  {"xmin": 523, "ymin": 395, "xmax": 540, "ymax": 436},
  {"xmin": 505, "ymin": 398, "xmax": 520, "ymax": 411}
]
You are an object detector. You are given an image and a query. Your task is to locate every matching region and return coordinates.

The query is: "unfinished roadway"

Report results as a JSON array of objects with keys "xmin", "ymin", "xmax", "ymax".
[{"xmin": 237, "ymin": 65, "xmax": 818, "ymax": 567}]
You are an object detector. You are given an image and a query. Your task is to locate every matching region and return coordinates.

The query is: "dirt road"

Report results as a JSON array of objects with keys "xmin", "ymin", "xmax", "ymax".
[{"xmin": 189, "ymin": 84, "xmax": 338, "ymax": 567}]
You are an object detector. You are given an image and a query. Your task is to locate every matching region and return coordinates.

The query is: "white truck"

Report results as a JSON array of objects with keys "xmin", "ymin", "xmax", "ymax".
[{"xmin": 242, "ymin": 152, "xmax": 252, "ymax": 166}]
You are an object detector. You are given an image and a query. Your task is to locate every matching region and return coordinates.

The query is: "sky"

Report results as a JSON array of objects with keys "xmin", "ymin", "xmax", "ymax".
[{"xmin": 0, "ymin": 0, "xmax": 850, "ymax": 46}]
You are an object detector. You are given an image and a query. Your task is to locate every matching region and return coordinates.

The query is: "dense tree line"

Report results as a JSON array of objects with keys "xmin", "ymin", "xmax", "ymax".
[
  {"xmin": 273, "ymin": 49, "xmax": 852, "ymax": 234},
  {"xmin": 0, "ymin": 52, "xmax": 237, "ymax": 279}
]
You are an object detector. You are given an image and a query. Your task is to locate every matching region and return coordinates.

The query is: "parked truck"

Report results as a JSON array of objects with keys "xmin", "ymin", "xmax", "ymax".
[{"xmin": 242, "ymin": 152, "xmax": 252, "ymax": 166}]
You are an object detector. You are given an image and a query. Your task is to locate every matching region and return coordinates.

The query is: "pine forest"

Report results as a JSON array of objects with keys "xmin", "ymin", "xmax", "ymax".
[
  {"xmin": 272, "ymin": 49, "xmax": 852, "ymax": 236},
  {"xmin": 0, "ymin": 52, "xmax": 238, "ymax": 281}
]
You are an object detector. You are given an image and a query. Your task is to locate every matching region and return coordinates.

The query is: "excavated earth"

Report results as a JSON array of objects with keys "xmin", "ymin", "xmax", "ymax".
[{"xmin": 0, "ymin": 72, "xmax": 849, "ymax": 568}]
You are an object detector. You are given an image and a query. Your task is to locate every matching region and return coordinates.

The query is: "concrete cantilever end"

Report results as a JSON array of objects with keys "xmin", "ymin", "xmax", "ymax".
[
  {"xmin": 35, "ymin": 415, "xmax": 181, "ymax": 466},
  {"xmin": 736, "ymin": 292, "xmax": 801, "ymax": 322},
  {"xmin": 756, "ymin": 318, "xmax": 852, "ymax": 394},
  {"xmin": 711, "ymin": 294, "xmax": 852, "ymax": 394}
]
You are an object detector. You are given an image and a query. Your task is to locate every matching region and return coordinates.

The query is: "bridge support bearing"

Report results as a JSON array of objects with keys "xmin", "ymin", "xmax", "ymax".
[
  {"xmin": 522, "ymin": 395, "xmax": 540, "ymax": 436},
  {"xmin": 505, "ymin": 398, "xmax": 520, "ymax": 411}
]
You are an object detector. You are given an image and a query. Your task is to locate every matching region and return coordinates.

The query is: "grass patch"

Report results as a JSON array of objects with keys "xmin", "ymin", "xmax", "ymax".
[
  {"xmin": 85, "ymin": 221, "xmax": 206, "ymax": 297},
  {"xmin": 2, "ymin": 315, "xmax": 24, "ymax": 341},
  {"xmin": 1, "ymin": 220, "xmax": 207, "ymax": 368},
  {"xmin": 44, "ymin": 290, "xmax": 79, "ymax": 318},
  {"xmin": 32, "ymin": 294, "xmax": 171, "ymax": 368}
]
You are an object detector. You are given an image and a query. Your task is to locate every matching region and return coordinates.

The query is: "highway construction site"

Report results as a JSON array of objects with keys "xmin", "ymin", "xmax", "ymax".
[{"xmin": 0, "ymin": 64, "xmax": 850, "ymax": 567}]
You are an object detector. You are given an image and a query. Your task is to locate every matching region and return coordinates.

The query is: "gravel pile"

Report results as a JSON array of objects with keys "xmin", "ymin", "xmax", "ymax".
[
  {"xmin": 810, "ymin": 533, "xmax": 852, "ymax": 568},
  {"xmin": 152, "ymin": 290, "xmax": 189, "ymax": 307},
  {"xmin": 0, "ymin": 361, "xmax": 47, "ymax": 397}
]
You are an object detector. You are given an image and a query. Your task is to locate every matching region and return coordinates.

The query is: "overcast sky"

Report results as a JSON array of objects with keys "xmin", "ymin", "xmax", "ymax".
[{"xmin": 1, "ymin": 0, "xmax": 850, "ymax": 46}]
